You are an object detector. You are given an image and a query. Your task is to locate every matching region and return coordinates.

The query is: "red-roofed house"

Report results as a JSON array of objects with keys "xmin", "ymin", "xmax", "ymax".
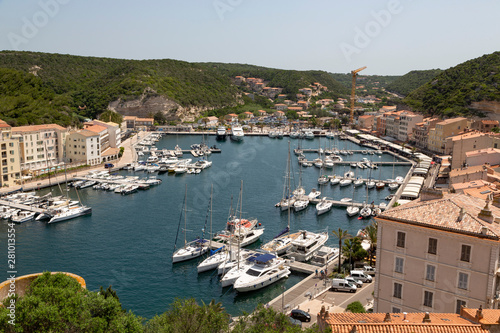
[
  {"xmin": 274, "ymin": 104, "xmax": 287, "ymax": 111},
  {"xmin": 472, "ymin": 119, "xmax": 499, "ymax": 133},
  {"xmin": 257, "ymin": 110, "xmax": 267, "ymax": 116},
  {"xmin": 243, "ymin": 111, "xmax": 254, "ymax": 119},
  {"xmin": 358, "ymin": 114, "xmax": 375, "ymax": 130},
  {"xmin": 275, "ymin": 111, "xmax": 285, "ymax": 119},
  {"xmin": 224, "ymin": 113, "xmax": 238, "ymax": 123},
  {"xmin": 297, "ymin": 101, "xmax": 309, "ymax": 110}
]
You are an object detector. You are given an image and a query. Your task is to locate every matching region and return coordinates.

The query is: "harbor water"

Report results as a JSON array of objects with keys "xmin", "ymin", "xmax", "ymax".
[{"xmin": 0, "ymin": 135, "xmax": 410, "ymax": 318}]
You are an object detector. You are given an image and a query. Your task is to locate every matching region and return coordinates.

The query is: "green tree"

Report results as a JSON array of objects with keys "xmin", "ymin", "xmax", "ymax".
[
  {"xmin": 0, "ymin": 272, "xmax": 143, "ymax": 333},
  {"xmin": 332, "ymin": 228, "xmax": 351, "ymax": 273},
  {"xmin": 342, "ymin": 238, "xmax": 368, "ymax": 270},
  {"xmin": 364, "ymin": 222, "xmax": 378, "ymax": 267},
  {"xmin": 153, "ymin": 111, "xmax": 167, "ymax": 125},
  {"xmin": 99, "ymin": 110, "xmax": 124, "ymax": 124},
  {"xmin": 346, "ymin": 301, "xmax": 366, "ymax": 313}
]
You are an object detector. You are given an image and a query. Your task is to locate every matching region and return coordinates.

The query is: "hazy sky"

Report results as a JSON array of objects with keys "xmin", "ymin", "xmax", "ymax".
[{"xmin": 0, "ymin": 0, "xmax": 499, "ymax": 75}]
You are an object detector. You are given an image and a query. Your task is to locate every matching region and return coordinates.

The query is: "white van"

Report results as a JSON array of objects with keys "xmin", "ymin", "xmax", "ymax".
[
  {"xmin": 350, "ymin": 270, "xmax": 373, "ymax": 283},
  {"xmin": 331, "ymin": 279, "xmax": 357, "ymax": 293},
  {"xmin": 345, "ymin": 276, "xmax": 363, "ymax": 288}
]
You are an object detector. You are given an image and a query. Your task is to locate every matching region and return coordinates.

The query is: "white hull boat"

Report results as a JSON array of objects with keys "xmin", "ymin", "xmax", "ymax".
[
  {"xmin": 172, "ymin": 239, "xmax": 210, "ymax": 263},
  {"xmin": 233, "ymin": 254, "xmax": 290, "ymax": 292},
  {"xmin": 316, "ymin": 199, "xmax": 333, "ymax": 215},
  {"xmin": 346, "ymin": 206, "xmax": 359, "ymax": 217},
  {"xmin": 286, "ymin": 230, "xmax": 329, "ymax": 262}
]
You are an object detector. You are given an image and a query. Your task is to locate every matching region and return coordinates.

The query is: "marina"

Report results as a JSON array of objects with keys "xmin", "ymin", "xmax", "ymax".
[{"xmin": 0, "ymin": 133, "xmax": 417, "ymax": 318}]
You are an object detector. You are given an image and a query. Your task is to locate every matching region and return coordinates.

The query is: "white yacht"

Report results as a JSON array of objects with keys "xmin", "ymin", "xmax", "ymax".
[
  {"xmin": 216, "ymin": 126, "xmax": 227, "ymax": 141},
  {"xmin": 293, "ymin": 199, "xmax": 309, "ymax": 212},
  {"xmin": 233, "ymin": 254, "xmax": 290, "ymax": 292},
  {"xmin": 172, "ymin": 238, "xmax": 210, "ymax": 263},
  {"xmin": 11, "ymin": 211, "xmax": 36, "ymax": 223},
  {"xmin": 339, "ymin": 179, "xmax": 352, "ymax": 187},
  {"xmin": 366, "ymin": 180, "xmax": 376, "ymax": 189},
  {"xmin": 316, "ymin": 198, "xmax": 333, "ymax": 215},
  {"xmin": 330, "ymin": 177, "xmax": 340, "ymax": 186},
  {"xmin": 388, "ymin": 182, "xmax": 399, "ymax": 191},
  {"xmin": 286, "ymin": 230, "xmax": 329, "ymax": 262},
  {"xmin": 346, "ymin": 205, "xmax": 360, "ymax": 217},
  {"xmin": 230, "ymin": 126, "xmax": 244, "ymax": 142},
  {"xmin": 304, "ymin": 130, "xmax": 314, "ymax": 140},
  {"xmin": 310, "ymin": 246, "xmax": 339, "ymax": 266},
  {"xmin": 353, "ymin": 179, "xmax": 364, "ymax": 187},
  {"xmin": 260, "ymin": 228, "xmax": 302, "ymax": 255},
  {"xmin": 308, "ymin": 189, "xmax": 321, "ymax": 200},
  {"xmin": 359, "ymin": 205, "xmax": 372, "ymax": 218},
  {"xmin": 48, "ymin": 205, "xmax": 92, "ymax": 224}
]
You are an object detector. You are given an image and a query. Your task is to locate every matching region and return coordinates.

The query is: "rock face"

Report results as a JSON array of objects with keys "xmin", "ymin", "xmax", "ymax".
[
  {"xmin": 108, "ymin": 94, "xmax": 181, "ymax": 121},
  {"xmin": 471, "ymin": 101, "xmax": 500, "ymax": 121}
]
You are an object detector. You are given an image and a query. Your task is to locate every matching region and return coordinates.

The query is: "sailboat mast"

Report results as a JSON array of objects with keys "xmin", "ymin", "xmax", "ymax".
[
  {"xmin": 287, "ymin": 141, "xmax": 291, "ymax": 230},
  {"xmin": 209, "ymin": 184, "xmax": 213, "ymax": 249},
  {"xmin": 184, "ymin": 184, "xmax": 187, "ymax": 246},
  {"xmin": 237, "ymin": 180, "xmax": 243, "ymax": 270}
]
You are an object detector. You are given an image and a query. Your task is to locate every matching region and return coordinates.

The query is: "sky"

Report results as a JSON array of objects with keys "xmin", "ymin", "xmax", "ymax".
[{"xmin": 0, "ymin": 0, "xmax": 499, "ymax": 75}]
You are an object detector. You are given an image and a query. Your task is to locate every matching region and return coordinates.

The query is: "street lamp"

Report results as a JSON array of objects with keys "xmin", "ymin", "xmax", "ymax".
[{"xmin": 282, "ymin": 285, "xmax": 286, "ymax": 313}]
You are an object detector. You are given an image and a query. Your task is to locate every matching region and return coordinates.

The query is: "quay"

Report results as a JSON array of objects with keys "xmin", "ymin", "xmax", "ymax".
[
  {"xmin": 71, "ymin": 176, "xmax": 153, "ymax": 190},
  {"xmin": 0, "ymin": 199, "xmax": 45, "ymax": 214}
]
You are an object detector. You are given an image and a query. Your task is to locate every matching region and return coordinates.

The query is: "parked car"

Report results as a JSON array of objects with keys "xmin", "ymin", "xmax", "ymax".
[
  {"xmin": 331, "ymin": 278, "xmax": 357, "ymax": 293},
  {"xmin": 290, "ymin": 309, "xmax": 311, "ymax": 322},
  {"xmin": 288, "ymin": 316, "xmax": 302, "ymax": 327},
  {"xmin": 350, "ymin": 270, "xmax": 373, "ymax": 283},
  {"xmin": 345, "ymin": 276, "xmax": 363, "ymax": 288},
  {"xmin": 363, "ymin": 266, "xmax": 376, "ymax": 276},
  {"xmin": 104, "ymin": 163, "xmax": 114, "ymax": 169}
]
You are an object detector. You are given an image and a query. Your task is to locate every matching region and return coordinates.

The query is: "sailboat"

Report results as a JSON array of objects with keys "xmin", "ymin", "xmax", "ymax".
[
  {"xmin": 262, "ymin": 143, "xmax": 302, "ymax": 255},
  {"xmin": 278, "ymin": 143, "xmax": 296, "ymax": 211},
  {"xmin": 172, "ymin": 185, "xmax": 210, "ymax": 263},
  {"xmin": 346, "ymin": 179, "xmax": 359, "ymax": 217},
  {"xmin": 388, "ymin": 155, "xmax": 400, "ymax": 190}
]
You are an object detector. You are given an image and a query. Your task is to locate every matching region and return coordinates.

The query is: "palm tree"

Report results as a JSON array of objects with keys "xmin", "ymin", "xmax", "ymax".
[
  {"xmin": 364, "ymin": 222, "xmax": 378, "ymax": 267},
  {"xmin": 332, "ymin": 228, "xmax": 352, "ymax": 273}
]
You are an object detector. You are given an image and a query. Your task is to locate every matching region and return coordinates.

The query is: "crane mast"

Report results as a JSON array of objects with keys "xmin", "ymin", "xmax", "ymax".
[{"xmin": 350, "ymin": 66, "xmax": 367, "ymax": 126}]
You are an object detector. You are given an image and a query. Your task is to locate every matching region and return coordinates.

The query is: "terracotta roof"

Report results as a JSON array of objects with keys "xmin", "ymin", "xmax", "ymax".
[
  {"xmin": 84, "ymin": 125, "xmax": 107, "ymax": 133},
  {"xmin": 321, "ymin": 311, "xmax": 489, "ymax": 333},
  {"xmin": 136, "ymin": 118, "xmax": 154, "ymax": 122},
  {"xmin": 12, "ymin": 124, "xmax": 66, "ymax": 132},
  {"xmin": 449, "ymin": 165, "xmax": 487, "ymax": 177},
  {"xmin": 450, "ymin": 131, "xmax": 487, "ymax": 141},
  {"xmin": 466, "ymin": 148, "xmax": 500, "ymax": 158},
  {"xmin": 359, "ymin": 115, "xmax": 374, "ymax": 119},
  {"xmin": 72, "ymin": 130, "xmax": 99, "ymax": 138},
  {"xmin": 227, "ymin": 113, "xmax": 238, "ymax": 117},
  {"xmin": 377, "ymin": 192, "xmax": 500, "ymax": 239},
  {"xmin": 124, "ymin": 116, "xmax": 137, "ymax": 120},
  {"xmin": 437, "ymin": 117, "xmax": 468, "ymax": 125},
  {"xmin": 463, "ymin": 185, "xmax": 500, "ymax": 200},
  {"xmin": 0, "ymin": 119, "xmax": 11, "ymax": 128},
  {"xmin": 482, "ymin": 120, "xmax": 499, "ymax": 125},
  {"xmin": 461, "ymin": 308, "xmax": 500, "ymax": 325},
  {"xmin": 101, "ymin": 147, "xmax": 119, "ymax": 157}
]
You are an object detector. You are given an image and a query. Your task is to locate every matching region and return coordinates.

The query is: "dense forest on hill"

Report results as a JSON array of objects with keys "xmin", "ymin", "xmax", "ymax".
[
  {"xmin": 404, "ymin": 52, "xmax": 500, "ymax": 117},
  {"xmin": 385, "ymin": 69, "xmax": 442, "ymax": 96},
  {"xmin": 0, "ymin": 51, "xmax": 239, "ymax": 123},
  {"xmin": 199, "ymin": 62, "xmax": 350, "ymax": 98}
]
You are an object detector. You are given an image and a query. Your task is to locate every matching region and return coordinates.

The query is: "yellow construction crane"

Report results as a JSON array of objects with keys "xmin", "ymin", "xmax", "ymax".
[{"xmin": 350, "ymin": 66, "xmax": 367, "ymax": 126}]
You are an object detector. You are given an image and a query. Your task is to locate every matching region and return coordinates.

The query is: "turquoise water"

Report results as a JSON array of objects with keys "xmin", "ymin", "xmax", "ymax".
[{"xmin": 0, "ymin": 135, "xmax": 409, "ymax": 318}]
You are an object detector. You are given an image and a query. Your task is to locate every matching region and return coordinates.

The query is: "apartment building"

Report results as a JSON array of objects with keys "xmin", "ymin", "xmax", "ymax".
[
  {"xmin": 445, "ymin": 131, "xmax": 493, "ymax": 169},
  {"xmin": 84, "ymin": 120, "xmax": 122, "ymax": 148},
  {"xmin": 0, "ymin": 120, "xmax": 21, "ymax": 187},
  {"xmin": 428, "ymin": 117, "xmax": 469, "ymax": 153},
  {"xmin": 65, "ymin": 130, "xmax": 101, "ymax": 166},
  {"xmin": 11, "ymin": 124, "xmax": 68, "ymax": 172},
  {"xmin": 397, "ymin": 112, "xmax": 423, "ymax": 142},
  {"xmin": 375, "ymin": 189, "xmax": 500, "ymax": 314},
  {"xmin": 412, "ymin": 118, "xmax": 439, "ymax": 149},
  {"xmin": 358, "ymin": 114, "xmax": 375, "ymax": 131},
  {"xmin": 471, "ymin": 119, "xmax": 499, "ymax": 133}
]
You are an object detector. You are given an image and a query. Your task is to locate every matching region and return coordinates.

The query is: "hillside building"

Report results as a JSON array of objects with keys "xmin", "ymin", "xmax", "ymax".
[
  {"xmin": 65, "ymin": 130, "xmax": 101, "ymax": 166},
  {"xmin": 0, "ymin": 120, "xmax": 21, "ymax": 187},
  {"xmin": 428, "ymin": 117, "xmax": 469, "ymax": 153}
]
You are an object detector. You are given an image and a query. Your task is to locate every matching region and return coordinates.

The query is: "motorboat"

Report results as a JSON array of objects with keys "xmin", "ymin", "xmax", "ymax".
[
  {"xmin": 11, "ymin": 211, "xmax": 36, "ymax": 223},
  {"xmin": 286, "ymin": 229, "xmax": 329, "ymax": 262},
  {"xmin": 346, "ymin": 205, "xmax": 360, "ymax": 217},
  {"xmin": 121, "ymin": 185, "xmax": 139, "ymax": 195},
  {"xmin": 293, "ymin": 199, "xmax": 309, "ymax": 212},
  {"xmin": 371, "ymin": 207, "xmax": 382, "ymax": 216},
  {"xmin": 230, "ymin": 126, "xmax": 244, "ymax": 142},
  {"xmin": 289, "ymin": 131, "xmax": 299, "ymax": 139},
  {"xmin": 313, "ymin": 158, "xmax": 323, "ymax": 168},
  {"xmin": 323, "ymin": 159, "xmax": 334, "ymax": 169},
  {"xmin": 216, "ymin": 127, "xmax": 227, "ymax": 141},
  {"xmin": 339, "ymin": 179, "xmax": 352, "ymax": 187},
  {"xmin": 340, "ymin": 197, "xmax": 352, "ymax": 202},
  {"xmin": 376, "ymin": 182, "xmax": 385, "ymax": 189},
  {"xmin": 175, "ymin": 166, "xmax": 188, "ymax": 174},
  {"xmin": 304, "ymin": 130, "xmax": 314, "ymax": 140},
  {"xmin": 359, "ymin": 205, "xmax": 372, "ymax": 218},
  {"xmin": 353, "ymin": 179, "xmax": 364, "ymax": 187},
  {"xmin": 318, "ymin": 175, "xmax": 329, "ymax": 185},
  {"xmin": 48, "ymin": 205, "xmax": 92, "ymax": 224},
  {"xmin": 344, "ymin": 171, "xmax": 355, "ymax": 178},
  {"xmin": 330, "ymin": 177, "xmax": 340, "ymax": 186},
  {"xmin": 308, "ymin": 189, "xmax": 321, "ymax": 200},
  {"xmin": 316, "ymin": 198, "xmax": 332, "ymax": 215},
  {"xmin": 366, "ymin": 180, "xmax": 375, "ymax": 189},
  {"xmin": 195, "ymin": 159, "xmax": 212, "ymax": 169},
  {"xmin": 379, "ymin": 202, "xmax": 387, "ymax": 209},
  {"xmin": 260, "ymin": 229, "xmax": 302, "ymax": 256},
  {"xmin": 268, "ymin": 131, "xmax": 277, "ymax": 138},
  {"xmin": 310, "ymin": 246, "xmax": 339, "ymax": 267},
  {"xmin": 233, "ymin": 254, "xmax": 290, "ymax": 292},
  {"xmin": 388, "ymin": 183, "xmax": 399, "ymax": 191},
  {"xmin": 395, "ymin": 176, "xmax": 404, "ymax": 184}
]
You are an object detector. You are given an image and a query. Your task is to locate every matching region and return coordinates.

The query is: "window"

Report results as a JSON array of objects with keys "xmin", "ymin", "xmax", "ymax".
[
  {"xmin": 395, "ymin": 257, "xmax": 404, "ymax": 273},
  {"xmin": 425, "ymin": 265, "xmax": 436, "ymax": 281},
  {"xmin": 392, "ymin": 307, "xmax": 401, "ymax": 313},
  {"xmin": 461, "ymin": 245, "xmax": 471, "ymax": 262},
  {"xmin": 428, "ymin": 238, "xmax": 437, "ymax": 254},
  {"xmin": 456, "ymin": 300, "xmax": 466, "ymax": 314},
  {"xmin": 424, "ymin": 291, "xmax": 433, "ymax": 308},
  {"xmin": 458, "ymin": 272, "xmax": 468, "ymax": 290},
  {"xmin": 393, "ymin": 283, "xmax": 402, "ymax": 299},
  {"xmin": 397, "ymin": 232, "xmax": 406, "ymax": 248},
  {"xmin": 2, "ymin": 167, "xmax": 7, "ymax": 173}
]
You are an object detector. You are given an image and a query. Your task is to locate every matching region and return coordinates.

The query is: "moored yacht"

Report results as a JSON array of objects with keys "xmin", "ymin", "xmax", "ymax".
[
  {"xmin": 233, "ymin": 254, "xmax": 290, "ymax": 292},
  {"xmin": 286, "ymin": 229, "xmax": 329, "ymax": 262},
  {"xmin": 216, "ymin": 126, "xmax": 227, "ymax": 140},
  {"xmin": 230, "ymin": 126, "xmax": 244, "ymax": 142},
  {"xmin": 48, "ymin": 205, "xmax": 92, "ymax": 224}
]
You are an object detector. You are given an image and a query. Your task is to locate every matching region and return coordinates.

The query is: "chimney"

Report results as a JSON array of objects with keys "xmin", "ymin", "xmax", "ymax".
[
  {"xmin": 403, "ymin": 312, "xmax": 408, "ymax": 321},
  {"xmin": 492, "ymin": 193, "xmax": 500, "ymax": 208},
  {"xmin": 423, "ymin": 312, "xmax": 431, "ymax": 323},
  {"xmin": 420, "ymin": 187, "xmax": 444, "ymax": 202},
  {"xmin": 384, "ymin": 313, "xmax": 392, "ymax": 322},
  {"xmin": 478, "ymin": 199, "xmax": 494, "ymax": 224},
  {"xmin": 457, "ymin": 207, "xmax": 465, "ymax": 222},
  {"xmin": 476, "ymin": 305, "xmax": 483, "ymax": 320},
  {"xmin": 350, "ymin": 325, "xmax": 357, "ymax": 333},
  {"xmin": 481, "ymin": 226, "xmax": 489, "ymax": 235}
]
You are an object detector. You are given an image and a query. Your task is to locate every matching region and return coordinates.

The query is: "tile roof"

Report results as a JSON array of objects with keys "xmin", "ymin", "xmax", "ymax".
[
  {"xmin": 466, "ymin": 148, "xmax": 500, "ymax": 157},
  {"xmin": 12, "ymin": 124, "xmax": 66, "ymax": 132},
  {"xmin": 437, "ymin": 117, "xmax": 468, "ymax": 125},
  {"xmin": 0, "ymin": 119, "xmax": 11, "ymax": 128},
  {"xmin": 449, "ymin": 165, "xmax": 487, "ymax": 177},
  {"xmin": 451, "ymin": 131, "xmax": 487, "ymax": 141},
  {"xmin": 84, "ymin": 125, "xmax": 107, "ymax": 133},
  {"xmin": 321, "ymin": 311, "xmax": 489, "ymax": 333},
  {"xmin": 461, "ymin": 308, "xmax": 500, "ymax": 325},
  {"xmin": 377, "ymin": 192, "xmax": 500, "ymax": 239},
  {"xmin": 72, "ymin": 130, "xmax": 99, "ymax": 138}
]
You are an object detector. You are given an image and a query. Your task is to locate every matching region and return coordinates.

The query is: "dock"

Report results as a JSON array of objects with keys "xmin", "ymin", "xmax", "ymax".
[
  {"xmin": 72, "ymin": 176, "xmax": 153, "ymax": 190},
  {"xmin": 0, "ymin": 199, "xmax": 46, "ymax": 213}
]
